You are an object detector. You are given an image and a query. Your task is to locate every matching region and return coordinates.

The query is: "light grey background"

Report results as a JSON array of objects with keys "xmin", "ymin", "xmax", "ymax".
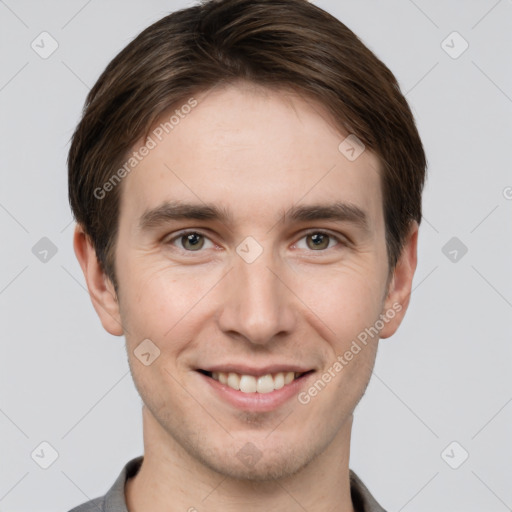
[{"xmin": 1, "ymin": 1, "xmax": 511, "ymax": 511}]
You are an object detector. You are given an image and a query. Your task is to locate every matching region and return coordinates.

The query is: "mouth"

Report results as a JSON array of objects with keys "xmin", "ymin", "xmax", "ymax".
[{"xmin": 196, "ymin": 369, "xmax": 314, "ymax": 394}]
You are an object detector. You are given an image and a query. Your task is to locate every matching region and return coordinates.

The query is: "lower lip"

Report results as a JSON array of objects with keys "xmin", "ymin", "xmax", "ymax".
[{"xmin": 197, "ymin": 371, "xmax": 314, "ymax": 412}]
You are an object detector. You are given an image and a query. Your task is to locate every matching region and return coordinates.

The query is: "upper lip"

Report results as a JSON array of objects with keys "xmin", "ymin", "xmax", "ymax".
[{"xmin": 197, "ymin": 364, "xmax": 313, "ymax": 377}]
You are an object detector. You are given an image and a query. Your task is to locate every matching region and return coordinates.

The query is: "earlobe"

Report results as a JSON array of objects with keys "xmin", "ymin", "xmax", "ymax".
[
  {"xmin": 379, "ymin": 221, "xmax": 419, "ymax": 339},
  {"xmin": 73, "ymin": 224, "xmax": 124, "ymax": 336}
]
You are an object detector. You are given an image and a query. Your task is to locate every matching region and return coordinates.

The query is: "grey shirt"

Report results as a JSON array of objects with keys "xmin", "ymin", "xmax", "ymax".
[{"xmin": 68, "ymin": 456, "xmax": 386, "ymax": 512}]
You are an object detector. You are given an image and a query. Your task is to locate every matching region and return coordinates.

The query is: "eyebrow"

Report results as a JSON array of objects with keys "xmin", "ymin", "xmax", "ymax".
[
  {"xmin": 137, "ymin": 200, "xmax": 369, "ymax": 232},
  {"xmin": 283, "ymin": 202, "xmax": 369, "ymax": 231},
  {"xmin": 138, "ymin": 201, "xmax": 233, "ymax": 231}
]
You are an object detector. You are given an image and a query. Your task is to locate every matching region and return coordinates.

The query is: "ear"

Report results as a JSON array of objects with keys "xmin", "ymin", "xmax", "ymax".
[
  {"xmin": 73, "ymin": 224, "xmax": 124, "ymax": 336},
  {"xmin": 379, "ymin": 221, "xmax": 419, "ymax": 339}
]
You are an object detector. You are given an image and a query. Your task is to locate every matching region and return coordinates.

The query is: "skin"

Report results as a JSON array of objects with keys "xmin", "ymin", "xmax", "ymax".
[{"xmin": 74, "ymin": 81, "xmax": 418, "ymax": 512}]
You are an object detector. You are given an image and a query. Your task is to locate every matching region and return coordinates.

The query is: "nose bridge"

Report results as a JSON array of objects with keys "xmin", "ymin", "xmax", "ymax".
[{"xmin": 218, "ymin": 242, "xmax": 295, "ymax": 344}]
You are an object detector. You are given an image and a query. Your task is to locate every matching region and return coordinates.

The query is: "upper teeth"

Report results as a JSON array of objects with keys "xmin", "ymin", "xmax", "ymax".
[{"xmin": 211, "ymin": 371, "xmax": 300, "ymax": 393}]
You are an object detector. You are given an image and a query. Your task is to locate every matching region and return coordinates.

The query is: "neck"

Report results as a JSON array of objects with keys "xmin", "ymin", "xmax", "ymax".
[{"xmin": 126, "ymin": 407, "xmax": 355, "ymax": 512}]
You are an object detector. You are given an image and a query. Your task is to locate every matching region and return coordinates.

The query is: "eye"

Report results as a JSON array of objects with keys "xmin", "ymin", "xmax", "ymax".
[
  {"xmin": 295, "ymin": 231, "xmax": 341, "ymax": 251},
  {"xmin": 167, "ymin": 231, "xmax": 215, "ymax": 251}
]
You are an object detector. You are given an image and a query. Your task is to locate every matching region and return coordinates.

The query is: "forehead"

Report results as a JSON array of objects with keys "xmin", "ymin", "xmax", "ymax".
[{"xmin": 119, "ymin": 83, "xmax": 384, "ymax": 231}]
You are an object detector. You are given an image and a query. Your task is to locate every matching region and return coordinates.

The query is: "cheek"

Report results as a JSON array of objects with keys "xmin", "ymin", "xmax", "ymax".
[
  {"xmin": 292, "ymin": 261, "xmax": 386, "ymax": 341},
  {"xmin": 118, "ymin": 261, "xmax": 222, "ymax": 345}
]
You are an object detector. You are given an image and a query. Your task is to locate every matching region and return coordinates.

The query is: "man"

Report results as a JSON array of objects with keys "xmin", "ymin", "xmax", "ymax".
[{"xmin": 68, "ymin": 0, "xmax": 426, "ymax": 510}]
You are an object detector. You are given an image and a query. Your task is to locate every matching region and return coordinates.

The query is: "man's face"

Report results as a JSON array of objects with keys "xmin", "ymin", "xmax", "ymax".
[{"xmin": 105, "ymin": 83, "xmax": 409, "ymax": 480}]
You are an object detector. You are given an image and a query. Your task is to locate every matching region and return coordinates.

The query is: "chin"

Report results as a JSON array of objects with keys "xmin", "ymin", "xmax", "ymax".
[{"xmin": 189, "ymin": 437, "xmax": 318, "ymax": 482}]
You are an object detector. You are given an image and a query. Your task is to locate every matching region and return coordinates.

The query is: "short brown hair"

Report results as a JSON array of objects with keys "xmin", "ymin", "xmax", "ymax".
[{"xmin": 68, "ymin": 0, "xmax": 426, "ymax": 292}]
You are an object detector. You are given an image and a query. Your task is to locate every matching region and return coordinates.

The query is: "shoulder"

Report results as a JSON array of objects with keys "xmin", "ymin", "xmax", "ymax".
[
  {"xmin": 349, "ymin": 469, "xmax": 387, "ymax": 512},
  {"xmin": 65, "ymin": 456, "xmax": 143, "ymax": 512},
  {"xmin": 66, "ymin": 496, "xmax": 105, "ymax": 512}
]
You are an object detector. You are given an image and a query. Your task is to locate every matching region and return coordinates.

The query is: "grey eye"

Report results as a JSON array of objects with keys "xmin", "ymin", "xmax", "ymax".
[
  {"xmin": 305, "ymin": 232, "xmax": 331, "ymax": 250},
  {"xmin": 180, "ymin": 232, "xmax": 205, "ymax": 251}
]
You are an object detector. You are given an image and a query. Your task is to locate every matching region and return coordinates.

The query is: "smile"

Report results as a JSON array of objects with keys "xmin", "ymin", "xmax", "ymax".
[
  {"xmin": 196, "ymin": 364, "xmax": 315, "ymax": 411},
  {"xmin": 199, "ymin": 370, "xmax": 309, "ymax": 393}
]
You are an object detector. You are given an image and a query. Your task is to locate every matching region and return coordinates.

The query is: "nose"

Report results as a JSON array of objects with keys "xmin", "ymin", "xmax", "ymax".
[{"xmin": 217, "ymin": 247, "xmax": 296, "ymax": 346}]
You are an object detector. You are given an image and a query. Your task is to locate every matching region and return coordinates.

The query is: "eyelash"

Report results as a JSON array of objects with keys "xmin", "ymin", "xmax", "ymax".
[{"xmin": 165, "ymin": 229, "xmax": 346, "ymax": 253}]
